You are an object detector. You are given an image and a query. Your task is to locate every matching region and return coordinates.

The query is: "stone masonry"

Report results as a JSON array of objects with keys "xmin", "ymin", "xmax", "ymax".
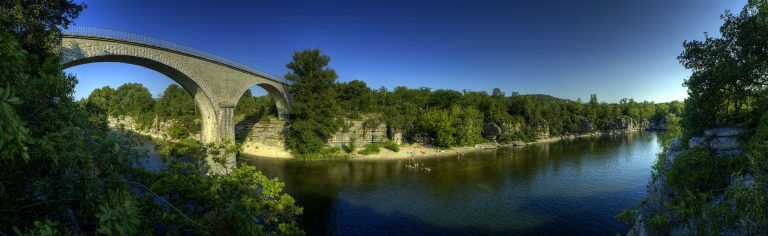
[{"xmin": 60, "ymin": 29, "xmax": 291, "ymax": 172}]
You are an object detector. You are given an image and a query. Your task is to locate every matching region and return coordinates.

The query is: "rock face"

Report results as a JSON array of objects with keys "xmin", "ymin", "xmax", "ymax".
[
  {"xmin": 629, "ymin": 127, "xmax": 749, "ymax": 235},
  {"xmin": 108, "ymin": 116, "xmax": 193, "ymax": 140},
  {"xmin": 236, "ymin": 119, "xmax": 287, "ymax": 148},
  {"xmin": 236, "ymin": 117, "xmax": 403, "ymax": 148},
  {"xmin": 648, "ymin": 116, "xmax": 668, "ymax": 130},
  {"xmin": 686, "ymin": 127, "xmax": 743, "ymax": 156},
  {"xmin": 688, "ymin": 136, "xmax": 707, "ymax": 149},
  {"xmin": 579, "ymin": 119, "xmax": 593, "ymax": 133},
  {"xmin": 482, "ymin": 123, "xmax": 502, "ymax": 141},
  {"xmin": 604, "ymin": 117, "xmax": 643, "ymax": 133},
  {"xmin": 704, "ymin": 127, "xmax": 742, "ymax": 137},
  {"xmin": 500, "ymin": 121, "xmax": 523, "ymax": 135},
  {"xmin": 534, "ymin": 120, "xmax": 550, "ymax": 139},
  {"xmin": 328, "ymin": 120, "xmax": 402, "ymax": 147}
]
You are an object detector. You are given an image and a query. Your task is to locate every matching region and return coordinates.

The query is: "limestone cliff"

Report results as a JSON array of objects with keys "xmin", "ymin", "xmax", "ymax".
[
  {"xmin": 604, "ymin": 117, "xmax": 646, "ymax": 133},
  {"xmin": 108, "ymin": 116, "xmax": 197, "ymax": 140},
  {"xmin": 648, "ymin": 116, "xmax": 668, "ymax": 130},
  {"xmin": 235, "ymin": 117, "xmax": 403, "ymax": 148},
  {"xmin": 629, "ymin": 128, "xmax": 754, "ymax": 236},
  {"xmin": 328, "ymin": 119, "xmax": 402, "ymax": 147},
  {"xmin": 236, "ymin": 119, "xmax": 288, "ymax": 148}
]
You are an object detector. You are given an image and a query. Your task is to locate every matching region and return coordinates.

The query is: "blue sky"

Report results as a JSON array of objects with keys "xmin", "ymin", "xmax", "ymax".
[{"xmin": 66, "ymin": 0, "xmax": 746, "ymax": 102}]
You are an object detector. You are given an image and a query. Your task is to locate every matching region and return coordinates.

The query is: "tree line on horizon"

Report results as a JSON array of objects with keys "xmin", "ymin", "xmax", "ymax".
[
  {"xmin": 282, "ymin": 48, "xmax": 685, "ymax": 157},
  {"xmin": 79, "ymin": 58, "xmax": 685, "ymax": 157},
  {"xmin": 81, "ymin": 74, "xmax": 684, "ymax": 152}
]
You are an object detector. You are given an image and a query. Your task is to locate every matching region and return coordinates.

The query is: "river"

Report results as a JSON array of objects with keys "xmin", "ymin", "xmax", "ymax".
[{"xmin": 242, "ymin": 131, "xmax": 660, "ymax": 235}]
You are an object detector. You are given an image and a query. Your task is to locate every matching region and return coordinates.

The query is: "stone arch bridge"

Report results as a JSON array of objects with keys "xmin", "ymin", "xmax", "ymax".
[{"xmin": 60, "ymin": 26, "xmax": 291, "ymax": 170}]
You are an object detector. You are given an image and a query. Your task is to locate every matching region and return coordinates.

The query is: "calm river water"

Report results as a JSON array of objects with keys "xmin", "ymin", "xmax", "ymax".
[{"xmin": 242, "ymin": 131, "xmax": 660, "ymax": 235}]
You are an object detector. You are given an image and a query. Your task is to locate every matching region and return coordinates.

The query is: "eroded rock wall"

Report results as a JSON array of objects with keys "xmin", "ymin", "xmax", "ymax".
[
  {"xmin": 235, "ymin": 117, "xmax": 403, "ymax": 148},
  {"xmin": 236, "ymin": 119, "xmax": 288, "ymax": 148},
  {"xmin": 328, "ymin": 120, "xmax": 402, "ymax": 147}
]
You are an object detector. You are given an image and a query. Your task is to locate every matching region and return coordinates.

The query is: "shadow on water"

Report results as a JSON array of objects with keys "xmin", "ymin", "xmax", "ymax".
[
  {"xmin": 292, "ymin": 187, "xmax": 640, "ymax": 236},
  {"xmin": 242, "ymin": 131, "xmax": 660, "ymax": 235}
]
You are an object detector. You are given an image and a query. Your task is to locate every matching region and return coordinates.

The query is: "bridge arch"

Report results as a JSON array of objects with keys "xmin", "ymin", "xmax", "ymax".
[
  {"xmin": 62, "ymin": 54, "xmax": 220, "ymax": 144},
  {"xmin": 60, "ymin": 26, "xmax": 292, "ymax": 172},
  {"xmin": 236, "ymin": 81, "xmax": 291, "ymax": 120}
]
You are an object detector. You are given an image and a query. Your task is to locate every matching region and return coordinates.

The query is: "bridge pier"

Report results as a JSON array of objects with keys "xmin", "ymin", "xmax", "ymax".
[
  {"xmin": 60, "ymin": 27, "xmax": 293, "ymax": 174},
  {"xmin": 213, "ymin": 103, "xmax": 237, "ymax": 174}
]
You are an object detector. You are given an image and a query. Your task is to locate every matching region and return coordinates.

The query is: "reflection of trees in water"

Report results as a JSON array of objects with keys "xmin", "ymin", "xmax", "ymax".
[
  {"xmin": 245, "ymin": 132, "xmax": 657, "ymax": 195},
  {"xmin": 241, "ymin": 132, "xmax": 657, "ymax": 233}
]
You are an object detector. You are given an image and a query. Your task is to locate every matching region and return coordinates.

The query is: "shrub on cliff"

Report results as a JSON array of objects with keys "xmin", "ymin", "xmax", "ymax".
[{"xmin": 664, "ymin": 146, "xmax": 748, "ymax": 233}]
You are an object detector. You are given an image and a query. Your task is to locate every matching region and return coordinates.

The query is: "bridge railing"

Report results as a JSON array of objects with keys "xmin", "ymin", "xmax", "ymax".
[{"xmin": 62, "ymin": 26, "xmax": 290, "ymax": 85}]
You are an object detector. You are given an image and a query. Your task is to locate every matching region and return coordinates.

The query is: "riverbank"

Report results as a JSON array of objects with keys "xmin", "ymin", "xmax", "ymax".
[
  {"xmin": 240, "ymin": 129, "xmax": 648, "ymax": 160},
  {"xmin": 244, "ymin": 131, "xmax": 660, "ymax": 236}
]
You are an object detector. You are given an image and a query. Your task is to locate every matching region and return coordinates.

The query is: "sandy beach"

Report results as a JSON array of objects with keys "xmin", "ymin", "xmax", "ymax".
[{"xmin": 238, "ymin": 130, "xmax": 630, "ymax": 160}]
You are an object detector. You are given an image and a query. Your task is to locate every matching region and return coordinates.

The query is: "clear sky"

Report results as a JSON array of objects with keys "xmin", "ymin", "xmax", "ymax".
[{"xmin": 66, "ymin": 0, "xmax": 746, "ymax": 102}]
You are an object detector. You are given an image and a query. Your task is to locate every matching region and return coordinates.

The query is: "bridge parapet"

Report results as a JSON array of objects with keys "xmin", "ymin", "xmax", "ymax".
[{"xmin": 62, "ymin": 26, "xmax": 290, "ymax": 86}]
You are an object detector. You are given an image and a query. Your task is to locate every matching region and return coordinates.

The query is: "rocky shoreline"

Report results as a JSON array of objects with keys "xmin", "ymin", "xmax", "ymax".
[
  {"xmin": 241, "ymin": 120, "xmax": 658, "ymax": 160},
  {"xmin": 627, "ymin": 127, "xmax": 753, "ymax": 235},
  {"xmin": 110, "ymin": 114, "xmax": 669, "ymax": 161}
]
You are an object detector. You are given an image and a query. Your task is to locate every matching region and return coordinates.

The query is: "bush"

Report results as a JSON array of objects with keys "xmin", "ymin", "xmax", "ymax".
[
  {"xmin": 146, "ymin": 139, "xmax": 304, "ymax": 235},
  {"xmin": 648, "ymin": 214, "xmax": 671, "ymax": 233},
  {"xmin": 666, "ymin": 148, "xmax": 732, "ymax": 194},
  {"xmin": 382, "ymin": 140, "xmax": 400, "ymax": 152},
  {"xmin": 665, "ymin": 147, "xmax": 748, "ymax": 231},
  {"xmin": 168, "ymin": 122, "xmax": 188, "ymax": 140},
  {"xmin": 343, "ymin": 136, "xmax": 356, "ymax": 153},
  {"xmin": 615, "ymin": 207, "xmax": 638, "ymax": 226},
  {"xmin": 746, "ymin": 112, "xmax": 768, "ymax": 174},
  {"xmin": 295, "ymin": 147, "xmax": 348, "ymax": 160},
  {"xmin": 358, "ymin": 143, "xmax": 381, "ymax": 155}
]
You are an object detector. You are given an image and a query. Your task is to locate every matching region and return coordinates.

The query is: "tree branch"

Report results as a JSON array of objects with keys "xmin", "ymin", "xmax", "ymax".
[{"xmin": 102, "ymin": 180, "xmax": 219, "ymax": 229}]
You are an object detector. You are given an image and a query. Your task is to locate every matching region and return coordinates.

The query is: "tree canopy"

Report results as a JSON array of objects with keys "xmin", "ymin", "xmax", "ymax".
[
  {"xmin": 285, "ymin": 49, "xmax": 342, "ymax": 155},
  {"xmin": 678, "ymin": 0, "xmax": 768, "ymax": 134}
]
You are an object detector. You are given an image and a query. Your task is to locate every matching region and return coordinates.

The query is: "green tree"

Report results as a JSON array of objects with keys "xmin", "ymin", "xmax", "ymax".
[
  {"xmin": 678, "ymin": 0, "xmax": 768, "ymax": 133},
  {"xmin": 491, "ymin": 88, "xmax": 505, "ymax": 99},
  {"xmin": 1, "ymin": 4, "xmax": 304, "ymax": 234},
  {"xmin": 451, "ymin": 105, "xmax": 484, "ymax": 146},
  {"xmin": 418, "ymin": 109, "xmax": 455, "ymax": 147},
  {"xmin": 155, "ymin": 84, "xmax": 198, "ymax": 136},
  {"xmin": 155, "ymin": 84, "xmax": 194, "ymax": 120},
  {"xmin": 588, "ymin": 93, "xmax": 599, "ymax": 123},
  {"xmin": 428, "ymin": 89, "xmax": 463, "ymax": 109},
  {"xmin": 234, "ymin": 89, "xmax": 277, "ymax": 123},
  {"xmin": 0, "ymin": 0, "xmax": 85, "ymax": 56},
  {"xmin": 285, "ymin": 49, "xmax": 341, "ymax": 155},
  {"xmin": 111, "ymin": 83, "xmax": 155, "ymax": 128},
  {"xmin": 235, "ymin": 88, "xmax": 256, "ymax": 116},
  {"xmin": 86, "ymin": 86, "xmax": 115, "ymax": 113},
  {"xmin": 337, "ymin": 79, "xmax": 373, "ymax": 116}
]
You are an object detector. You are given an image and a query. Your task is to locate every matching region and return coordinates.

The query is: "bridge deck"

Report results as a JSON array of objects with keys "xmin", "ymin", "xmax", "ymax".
[{"xmin": 62, "ymin": 26, "xmax": 289, "ymax": 85}]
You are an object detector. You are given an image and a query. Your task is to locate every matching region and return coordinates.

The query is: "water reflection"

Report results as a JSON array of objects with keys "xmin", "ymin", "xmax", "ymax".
[{"xmin": 243, "ymin": 132, "xmax": 659, "ymax": 235}]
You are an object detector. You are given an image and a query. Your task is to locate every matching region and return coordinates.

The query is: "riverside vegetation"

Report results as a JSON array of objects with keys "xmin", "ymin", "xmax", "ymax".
[
  {"xmin": 90, "ymin": 49, "xmax": 683, "ymax": 159},
  {"xmin": 0, "ymin": 0, "xmax": 707, "ymax": 235},
  {"xmin": 0, "ymin": 1, "xmax": 302, "ymax": 235},
  {"xmin": 620, "ymin": 1, "xmax": 768, "ymax": 235}
]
